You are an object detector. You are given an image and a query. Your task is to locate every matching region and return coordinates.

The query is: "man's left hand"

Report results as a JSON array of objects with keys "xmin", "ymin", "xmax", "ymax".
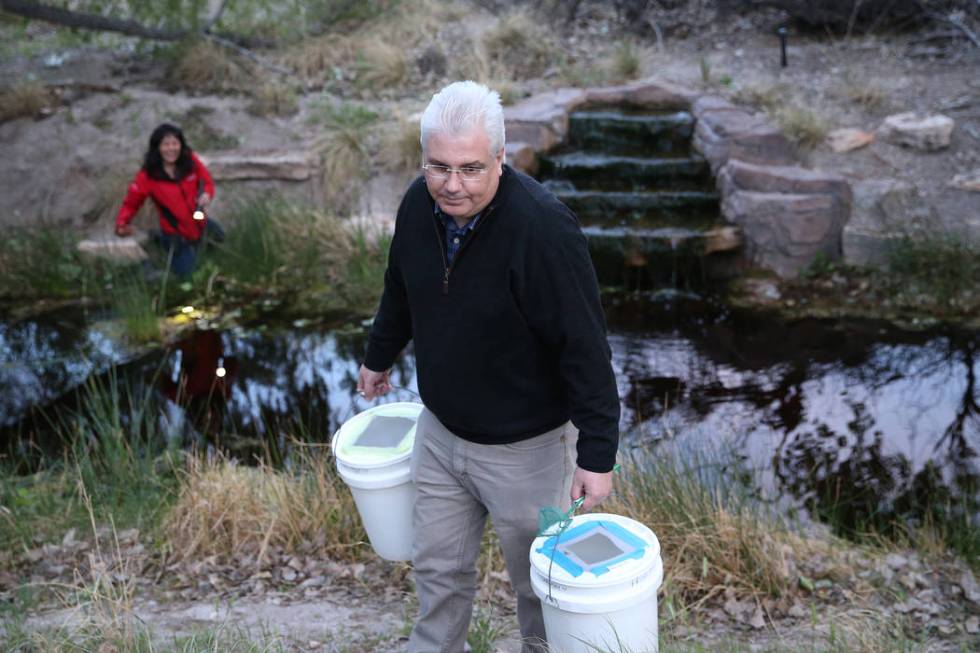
[
  {"xmin": 197, "ymin": 193, "xmax": 211, "ymax": 208},
  {"xmin": 570, "ymin": 467, "xmax": 613, "ymax": 511}
]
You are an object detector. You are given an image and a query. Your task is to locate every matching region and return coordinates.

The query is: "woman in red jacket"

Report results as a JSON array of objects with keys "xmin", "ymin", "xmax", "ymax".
[{"xmin": 115, "ymin": 123, "xmax": 223, "ymax": 278}]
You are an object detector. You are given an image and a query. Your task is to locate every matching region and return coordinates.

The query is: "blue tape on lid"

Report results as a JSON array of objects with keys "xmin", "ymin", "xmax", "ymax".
[{"xmin": 536, "ymin": 520, "xmax": 648, "ymax": 578}]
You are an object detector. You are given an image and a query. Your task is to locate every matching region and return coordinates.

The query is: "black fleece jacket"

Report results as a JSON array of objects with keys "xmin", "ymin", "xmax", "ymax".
[{"xmin": 364, "ymin": 165, "xmax": 620, "ymax": 472}]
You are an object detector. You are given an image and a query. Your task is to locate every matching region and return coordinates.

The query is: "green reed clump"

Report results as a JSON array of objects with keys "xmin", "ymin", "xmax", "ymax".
[
  {"xmin": 0, "ymin": 226, "xmax": 89, "ymax": 298},
  {"xmin": 608, "ymin": 441, "xmax": 820, "ymax": 603},
  {"xmin": 886, "ymin": 232, "xmax": 980, "ymax": 307},
  {"xmin": 213, "ymin": 198, "xmax": 390, "ymax": 314},
  {"xmin": 212, "ymin": 198, "xmax": 292, "ymax": 284},
  {"xmin": 0, "ymin": 372, "xmax": 176, "ymax": 552},
  {"xmin": 110, "ymin": 270, "xmax": 162, "ymax": 343}
]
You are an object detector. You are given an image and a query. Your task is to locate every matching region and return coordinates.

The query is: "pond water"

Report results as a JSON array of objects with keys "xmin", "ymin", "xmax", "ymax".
[{"xmin": 1, "ymin": 298, "xmax": 977, "ymax": 535}]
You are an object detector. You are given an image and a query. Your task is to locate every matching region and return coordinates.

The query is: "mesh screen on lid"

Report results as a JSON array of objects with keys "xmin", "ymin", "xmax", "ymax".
[
  {"xmin": 355, "ymin": 416, "xmax": 415, "ymax": 448},
  {"xmin": 563, "ymin": 531, "xmax": 625, "ymax": 566}
]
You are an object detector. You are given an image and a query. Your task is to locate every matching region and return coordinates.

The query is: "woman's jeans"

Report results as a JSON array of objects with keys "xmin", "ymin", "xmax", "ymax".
[{"xmin": 153, "ymin": 220, "xmax": 225, "ymax": 279}]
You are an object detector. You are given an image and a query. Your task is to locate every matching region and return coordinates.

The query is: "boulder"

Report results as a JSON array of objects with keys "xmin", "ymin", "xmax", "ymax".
[
  {"xmin": 842, "ymin": 179, "xmax": 918, "ymax": 267},
  {"xmin": 827, "ymin": 128, "xmax": 874, "ymax": 153},
  {"xmin": 693, "ymin": 109, "xmax": 796, "ymax": 173},
  {"xmin": 584, "ymin": 78, "xmax": 699, "ymax": 110},
  {"xmin": 77, "ymin": 234, "xmax": 148, "ymax": 263},
  {"xmin": 691, "ymin": 95, "xmax": 739, "ymax": 118},
  {"xmin": 878, "ymin": 112, "xmax": 954, "ymax": 151},
  {"xmin": 718, "ymin": 159, "xmax": 851, "ymax": 200},
  {"xmin": 722, "ymin": 191, "xmax": 846, "ymax": 277},
  {"xmin": 702, "ymin": 225, "xmax": 743, "ymax": 255},
  {"xmin": 504, "ymin": 88, "xmax": 588, "ymax": 153},
  {"xmin": 202, "ymin": 151, "xmax": 320, "ymax": 181},
  {"xmin": 949, "ymin": 169, "xmax": 980, "ymax": 192},
  {"xmin": 505, "ymin": 142, "xmax": 537, "ymax": 175}
]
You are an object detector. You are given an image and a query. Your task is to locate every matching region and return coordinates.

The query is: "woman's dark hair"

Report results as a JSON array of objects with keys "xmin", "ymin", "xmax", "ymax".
[{"xmin": 143, "ymin": 123, "xmax": 194, "ymax": 180}]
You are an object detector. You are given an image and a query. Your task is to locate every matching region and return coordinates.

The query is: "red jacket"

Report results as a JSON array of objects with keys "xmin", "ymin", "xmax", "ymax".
[{"xmin": 116, "ymin": 153, "xmax": 215, "ymax": 241}]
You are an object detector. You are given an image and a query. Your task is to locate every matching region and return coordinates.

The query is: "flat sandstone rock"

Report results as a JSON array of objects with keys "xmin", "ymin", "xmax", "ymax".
[{"xmin": 878, "ymin": 112, "xmax": 954, "ymax": 151}]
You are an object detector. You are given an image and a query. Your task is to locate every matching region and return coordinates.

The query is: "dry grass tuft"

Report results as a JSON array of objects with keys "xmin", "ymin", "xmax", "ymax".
[
  {"xmin": 606, "ymin": 447, "xmax": 849, "ymax": 605},
  {"xmin": 837, "ymin": 79, "xmax": 889, "ymax": 112},
  {"xmin": 381, "ymin": 114, "xmax": 423, "ymax": 172},
  {"xmin": 247, "ymin": 80, "xmax": 300, "ymax": 117},
  {"xmin": 284, "ymin": 0, "xmax": 456, "ymax": 90},
  {"xmin": 733, "ymin": 82, "xmax": 790, "ymax": 112},
  {"xmin": 559, "ymin": 56, "xmax": 606, "ymax": 88},
  {"xmin": 166, "ymin": 39, "xmax": 256, "ymax": 94},
  {"xmin": 165, "ymin": 450, "xmax": 367, "ymax": 563},
  {"xmin": 606, "ymin": 39, "xmax": 644, "ymax": 82},
  {"xmin": 283, "ymin": 35, "xmax": 351, "ymax": 83},
  {"xmin": 480, "ymin": 10, "xmax": 557, "ymax": 80},
  {"xmin": 355, "ymin": 37, "xmax": 410, "ymax": 91},
  {"xmin": 776, "ymin": 105, "xmax": 830, "ymax": 150},
  {"xmin": 310, "ymin": 101, "xmax": 379, "ymax": 211},
  {"xmin": 0, "ymin": 81, "xmax": 56, "ymax": 123}
]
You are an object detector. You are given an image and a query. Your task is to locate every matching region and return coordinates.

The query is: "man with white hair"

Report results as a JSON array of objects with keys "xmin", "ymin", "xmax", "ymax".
[{"xmin": 358, "ymin": 80, "xmax": 620, "ymax": 653}]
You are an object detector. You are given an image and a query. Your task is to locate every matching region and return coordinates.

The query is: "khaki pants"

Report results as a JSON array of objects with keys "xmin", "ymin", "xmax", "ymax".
[{"xmin": 408, "ymin": 409, "xmax": 577, "ymax": 653}]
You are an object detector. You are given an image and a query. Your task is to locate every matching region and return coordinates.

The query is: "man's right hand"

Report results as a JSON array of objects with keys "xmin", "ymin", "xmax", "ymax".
[
  {"xmin": 115, "ymin": 224, "xmax": 134, "ymax": 237},
  {"xmin": 357, "ymin": 364, "xmax": 392, "ymax": 399}
]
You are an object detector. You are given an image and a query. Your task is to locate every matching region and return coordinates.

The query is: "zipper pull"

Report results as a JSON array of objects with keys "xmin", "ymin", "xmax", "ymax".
[{"xmin": 442, "ymin": 268, "xmax": 450, "ymax": 295}]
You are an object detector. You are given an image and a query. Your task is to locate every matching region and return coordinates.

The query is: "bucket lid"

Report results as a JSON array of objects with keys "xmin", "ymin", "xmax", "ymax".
[
  {"xmin": 530, "ymin": 513, "xmax": 661, "ymax": 589},
  {"xmin": 333, "ymin": 402, "xmax": 423, "ymax": 468}
]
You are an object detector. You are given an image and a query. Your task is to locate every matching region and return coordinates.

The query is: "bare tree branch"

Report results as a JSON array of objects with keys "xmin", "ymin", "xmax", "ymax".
[
  {"xmin": 0, "ymin": 0, "xmax": 271, "ymax": 48},
  {"xmin": 203, "ymin": 32, "xmax": 295, "ymax": 78},
  {"xmin": 1, "ymin": 0, "xmax": 185, "ymax": 40}
]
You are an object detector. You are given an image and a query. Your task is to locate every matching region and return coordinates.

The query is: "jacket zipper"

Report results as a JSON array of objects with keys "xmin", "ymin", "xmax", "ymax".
[{"xmin": 432, "ymin": 204, "xmax": 496, "ymax": 295}]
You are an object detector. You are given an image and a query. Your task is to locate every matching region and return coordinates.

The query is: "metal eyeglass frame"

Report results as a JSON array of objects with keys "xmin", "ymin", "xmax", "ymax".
[{"xmin": 421, "ymin": 163, "xmax": 488, "ymax": 182}]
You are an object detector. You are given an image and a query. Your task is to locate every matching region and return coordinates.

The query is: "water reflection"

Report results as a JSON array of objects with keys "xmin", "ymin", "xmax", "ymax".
[
  {"xmin": 160, "ymin": 330, "xmax": 237, "ymax": 443},
  {"xmin": 0, "ymin": 310, "xmax": 126, "ymax": 426},
  {"xmin": 1, "ymin": 303, "xmax": 976, "ymax": 536},
  {"xmin": 608, "ymin": 301, "xmax": 978, "ymax": 534}
]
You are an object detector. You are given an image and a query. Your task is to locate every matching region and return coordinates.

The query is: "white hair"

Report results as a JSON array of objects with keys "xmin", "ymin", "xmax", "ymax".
[{"xmin": 420, "ymin": 81, "xmax": 505, "ymax": 157}]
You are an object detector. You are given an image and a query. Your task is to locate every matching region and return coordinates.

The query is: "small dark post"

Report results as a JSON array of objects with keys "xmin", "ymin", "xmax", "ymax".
[{"xmin": 777, "ymin": 26, "xmax": 788, "ymax": 67}]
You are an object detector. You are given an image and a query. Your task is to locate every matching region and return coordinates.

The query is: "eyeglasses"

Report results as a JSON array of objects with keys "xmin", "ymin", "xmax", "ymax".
[{"xmin": 421, "ymin": 163, "xmax": 488, "ymax": 182}]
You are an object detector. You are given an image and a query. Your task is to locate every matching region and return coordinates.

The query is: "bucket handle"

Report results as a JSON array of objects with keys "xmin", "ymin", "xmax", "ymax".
[{"xmin": 335, "ymin": 385, "xmax": 422, "ymax": 452}]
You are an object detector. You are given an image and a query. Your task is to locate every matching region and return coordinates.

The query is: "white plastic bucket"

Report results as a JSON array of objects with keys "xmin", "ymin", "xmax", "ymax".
[
  {"xmin": 529, "ymin": 513, "xmax": 663, "ymax": 653},
  {"xmin": 332, "ymin": 402, "xmax": 423, "ymax": 561}
]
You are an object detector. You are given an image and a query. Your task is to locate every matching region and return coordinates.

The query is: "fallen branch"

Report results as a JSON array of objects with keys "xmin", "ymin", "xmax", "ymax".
[
  {"xmin": 0, "ymin": 0, "xmax": 272, "ymax": 48},
  {"xmin": 203, "ymin": 33, "xmax": 296, "ymax": 78}
]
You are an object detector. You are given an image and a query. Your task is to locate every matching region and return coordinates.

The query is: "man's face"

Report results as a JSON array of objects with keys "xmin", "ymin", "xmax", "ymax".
[{"xmin": 423, "ymin": 129, "xmax": 504, "ymax": 221}]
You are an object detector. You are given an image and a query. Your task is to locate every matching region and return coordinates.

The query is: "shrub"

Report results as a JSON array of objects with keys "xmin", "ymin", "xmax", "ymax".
[
  {"xmin": 733, "ymin": 82, "xmax": 790, "ymax": 112},
  {"xmin": 247, "ymin": 80, "xmax": 300, "ymax": 117},
  {"xmin": 310, "ymin": 101, "xmax": 379, "ymax": 211},
  {"xmin": 0, "ymin": 82, "xmax": 55, "ymax": 123},
  {"xmin": 382, "ymin": 115, "xmax": 423, "ymax": 172},
  {"xmin": 355, "ymin": 37, "xmax": 410, "ymax": 91},
  {"xmin": 165, "ymin": 38, "xmax": 255, "ymax": 95},
  {"xmin": 775, "ymin": 105, "xmax": 829, "ymax": 150},
  {"xmin": 480, "ymin": 10, "xmax": 556, "ymax": 80},
  {"xmin": 886, "ymin": 232, "xmax": 980, "ymax": 306},
  {"xmin": 731, "ymin": 0, "xmax": 975, "ymax": 33},
  {"xmin": 607, "ymin": 39, "xmax": 643, "ymax": 81},
  {"xmin": 0, "ymin": 227, "xmax": 87, "ymax": 299}
]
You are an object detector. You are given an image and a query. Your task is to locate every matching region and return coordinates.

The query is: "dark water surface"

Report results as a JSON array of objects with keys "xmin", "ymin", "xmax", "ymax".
[{"xmin": 2, "ymin": 299, "xmax": 977, "ymax": 533}]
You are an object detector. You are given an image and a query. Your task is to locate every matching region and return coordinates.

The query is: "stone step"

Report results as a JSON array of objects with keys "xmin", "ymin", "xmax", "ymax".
[
  {"xmin": 584, "ymin": 225, "xmax": 742, "ymax": 288},
  {"xmin": 554, "ymin": 189, "xmax": 719, "ymax": 229},
  {"xmin": 538, "ymin": 153, "xmax": 712, "ymax": 192},
  {"xmin": 567, "ymin": 110, "xmax": 695, "ymax": 157}
]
